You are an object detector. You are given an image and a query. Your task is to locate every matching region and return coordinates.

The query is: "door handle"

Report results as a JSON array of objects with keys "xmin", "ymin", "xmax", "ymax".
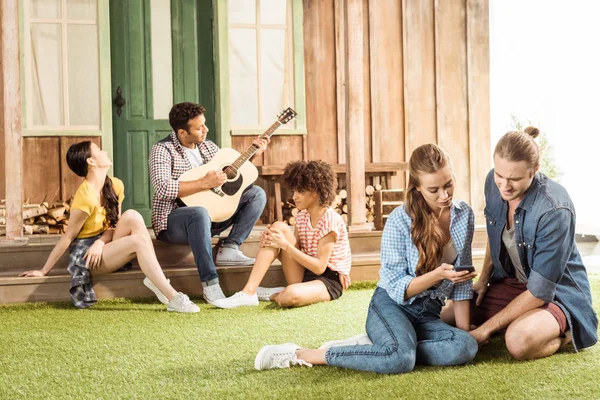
[{"xmin": 114, "ymin": 86, "xmax": 126, "ymax": 117}]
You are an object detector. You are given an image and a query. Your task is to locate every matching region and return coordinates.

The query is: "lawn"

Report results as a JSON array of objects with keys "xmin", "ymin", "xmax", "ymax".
[{"xmin": 1, "ymin": 277, "xmax": 599, "ymax": 399}]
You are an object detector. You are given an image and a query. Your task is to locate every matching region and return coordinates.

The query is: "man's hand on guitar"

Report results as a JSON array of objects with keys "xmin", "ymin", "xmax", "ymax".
[
  {"xmin": 201, "ymin": 170, "xmax": 227, "ymax": 189},
  {"xmin": 253, "ymin": 137, "xmax": 270, "ymax": 156}
]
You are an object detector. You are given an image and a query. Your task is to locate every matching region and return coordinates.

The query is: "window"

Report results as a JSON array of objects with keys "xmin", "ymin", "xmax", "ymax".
[
  {"xmin": 214, "ymin": 0, "xmax": 306, "ymax": 143},
  {"xmin": 22, "ymin": 0, "xmax": 108, "ymax": 135}
]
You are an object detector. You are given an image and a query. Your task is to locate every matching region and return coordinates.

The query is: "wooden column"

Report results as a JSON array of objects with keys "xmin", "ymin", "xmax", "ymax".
[
  {"xmin": 1, "ymin": 0, "xmax": 25, "ymax": 244},
  {"xmin": 343, "ymin": 0, "xmax": 370, "ymax": 231}
]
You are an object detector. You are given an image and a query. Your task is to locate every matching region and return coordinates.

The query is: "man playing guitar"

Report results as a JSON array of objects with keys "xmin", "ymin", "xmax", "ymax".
[{"xmin": 149, "ymin": 102, "xmax": 268, "ymax": 305}]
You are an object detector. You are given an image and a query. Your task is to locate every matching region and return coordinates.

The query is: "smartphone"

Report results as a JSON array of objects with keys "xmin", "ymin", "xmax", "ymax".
[{"xmin": 454, "ymin": 265, "xmax": 475, "ymax": 273}]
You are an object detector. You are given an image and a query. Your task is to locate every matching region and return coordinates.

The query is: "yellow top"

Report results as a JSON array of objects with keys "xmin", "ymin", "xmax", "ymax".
[{"xmin": 71, "ymin": 176, "xmax": 125, "ymax": 238}]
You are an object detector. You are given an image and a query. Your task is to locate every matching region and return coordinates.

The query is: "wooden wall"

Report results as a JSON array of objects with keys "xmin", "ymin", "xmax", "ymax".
[
  {"xmin": 0, "ymin": 136, "xmax": 101, "ymax": 204},
  {"xmin": 232, "ymin": 0, "xmax": 490, "ymax": 219}
]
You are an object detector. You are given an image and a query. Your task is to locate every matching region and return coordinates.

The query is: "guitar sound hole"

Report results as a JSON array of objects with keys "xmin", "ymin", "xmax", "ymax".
[{"xmin": 222, "ymin": 166, "xmax": 237, "ymax": 180}]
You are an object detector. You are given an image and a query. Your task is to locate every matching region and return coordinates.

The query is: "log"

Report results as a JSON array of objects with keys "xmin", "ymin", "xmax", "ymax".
[
  {"xmin": 341, "ymin": 214, "xmax": 348, "ymax": 224},
  {"xmin": 0, "ymin": 216, "xmax": 4, "ymax": 225},
  {"xmin": 365, "ymin": 185, "xmax": 375, "ymax": 195},
  {"xmin": 22, "ymin": 205, "xmax": 48, "ymax": 220},
  {"xmin": 291, "ymin": 208, "xmax": 299, "ymax": 217},
  {"xmin": 24, "ymin": 217, "xmax": 35, "ymax": 225},
  {"xmin": 375, "ymin": 184, "xmax": 382, "ymax": 191},
  {"xmin": 339, "ymin": 189, "xmax": 347, "ymax": 199},
  {"xmin": 334, "ymin": 194, "xmax": 342, "ymax": 206},
  {"xmin": 48, "ymin": 207, "xmax": 66, "ymax": 220},
  {"xmin": 32, "ymin": 224, "xmax": 50, "ymax": 234},
  {"xmin": 47, "ymin": 217, "xmax": 58, "ymax": 226},
  {"xmin": 288, "ymin": 216, "xmax": 296, "ymax": 226},
  {"xmin": 23, "ymin": 225, "xmax": 33, "ymax": 235},
  {"xmin": 367, "ymin": 214, "xmax": 374, "ymax": 223},
  {"xmin": 342, "ymin": 204, "xmax": 348, "ymax": 213},
  {"xmin": 48, "ymin": 226, "xmax": 63, "ymax": 234}
]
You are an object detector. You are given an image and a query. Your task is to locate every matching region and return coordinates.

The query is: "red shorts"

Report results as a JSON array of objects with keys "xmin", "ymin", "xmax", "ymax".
[{"xmin": 471, "ymin": 277, "xmax": 568, "ymax": 334}]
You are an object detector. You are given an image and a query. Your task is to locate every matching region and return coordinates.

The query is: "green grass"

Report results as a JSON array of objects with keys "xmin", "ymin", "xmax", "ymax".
[{"xmin": 1, "ymin": 278, "xmax": 599, "ymax": 400}]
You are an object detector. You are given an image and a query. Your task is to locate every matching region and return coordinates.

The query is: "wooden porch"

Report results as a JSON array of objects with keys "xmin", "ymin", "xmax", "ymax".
[{"xmin": 0, "ymin": 225, "xmax": 487, "ymax": 305}]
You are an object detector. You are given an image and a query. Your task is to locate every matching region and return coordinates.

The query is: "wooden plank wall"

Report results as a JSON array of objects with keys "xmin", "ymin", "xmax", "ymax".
[
  {"xmin": 232, "ymin": 0, "xmax": 490, "ymax": 220},
  {"xmin": 0, "ymin": 136, "xmax": 101, "ymax": 204}
]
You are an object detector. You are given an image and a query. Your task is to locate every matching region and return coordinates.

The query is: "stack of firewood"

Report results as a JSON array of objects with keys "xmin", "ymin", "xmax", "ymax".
[
  {"xmin": 280, "ymin": 185, "xmax": 383, "ymax": 226},
  {"xmin": 0, "ymin": 200, "xmax": 71, "ymax": 236}
]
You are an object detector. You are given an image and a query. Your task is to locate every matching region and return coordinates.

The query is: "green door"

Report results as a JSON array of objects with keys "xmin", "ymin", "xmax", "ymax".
[{"xmin": 110, "ymin": 0, "xmax": 215, "ymax": 225}]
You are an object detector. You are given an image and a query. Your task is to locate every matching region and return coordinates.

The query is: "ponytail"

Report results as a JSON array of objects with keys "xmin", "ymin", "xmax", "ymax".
[{"xmin": 101, "ymin": 176, "xmax": 119, "ymax": 229}]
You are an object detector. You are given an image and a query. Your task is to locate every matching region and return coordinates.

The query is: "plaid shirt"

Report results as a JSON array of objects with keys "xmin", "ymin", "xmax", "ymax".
[
  {"xmin": 378, "ymin": 200, "xmax": 475, "ymax": 305},
  {"xmin": 149, "ymin": 132, "xmax": 219, "ymax": 235}
]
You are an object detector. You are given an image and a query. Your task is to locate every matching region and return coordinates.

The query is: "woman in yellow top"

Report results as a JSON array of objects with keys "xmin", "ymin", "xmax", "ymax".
[{"xmin": 19, "ymin": 141, "xmax": 199, "ymax": 313}]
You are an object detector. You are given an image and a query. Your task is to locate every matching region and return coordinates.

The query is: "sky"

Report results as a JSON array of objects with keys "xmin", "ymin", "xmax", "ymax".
[{"xmin": 490, "ymin": 0, "xmax": 600, "ymax": 235}]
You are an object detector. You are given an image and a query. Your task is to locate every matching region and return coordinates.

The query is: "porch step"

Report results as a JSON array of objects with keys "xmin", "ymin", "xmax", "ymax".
[{"xmin": 0, "ymin": 253, "xmax": 382, "ymax": 305}]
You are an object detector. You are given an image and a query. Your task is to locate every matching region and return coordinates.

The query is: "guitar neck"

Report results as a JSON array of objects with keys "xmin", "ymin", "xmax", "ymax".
[{"xmin": 229, "ymin": 121, "xmax": 282, "ymax": 171}]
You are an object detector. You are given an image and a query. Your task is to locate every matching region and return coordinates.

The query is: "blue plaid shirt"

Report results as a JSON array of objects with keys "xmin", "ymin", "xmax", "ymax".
[{"xmin": 378, "ymin": 200, "xmax": 475, "ymax": 305}]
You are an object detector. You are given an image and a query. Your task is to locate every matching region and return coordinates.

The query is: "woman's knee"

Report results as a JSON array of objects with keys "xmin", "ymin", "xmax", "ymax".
[
  {"xmin": 129, "ymin": 233, "xmax": 150, "ymax": 252},
  {"xmin": 377, "ymin": 347, "xmax": 415, "ymax": 374},
  {"xmin": 451, "ymin": 331, "xmax": 479, "ymax": 365},
  {"xmin": 121, "ymin": 209, "xmax": 145, "ymax": 226},
  {"xmin": 275, "ymin": 286, "xmax": 303, "ymax": 307},
  {"xmin": 270, "ymin": 221, "xmax": 288, "ymax": 232}
]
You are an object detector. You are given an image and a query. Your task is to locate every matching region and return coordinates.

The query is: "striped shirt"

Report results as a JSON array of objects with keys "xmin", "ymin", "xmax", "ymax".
[
  {"xmin": 378, "ymin": 201, "xmax": 475, "ymax": 305},
  {"xmin": 295, "ymin": 208, "xmax": 352, "ymax": 289},
  {"xmin": 149, "ymin": 131, "xmax": 219, "ymax": 235}
]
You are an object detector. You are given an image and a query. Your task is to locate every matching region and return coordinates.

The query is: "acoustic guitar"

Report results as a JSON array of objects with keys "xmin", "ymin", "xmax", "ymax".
[{"xmin": 177, "ymin": 107, "xmax": 297, "ymax": 222}]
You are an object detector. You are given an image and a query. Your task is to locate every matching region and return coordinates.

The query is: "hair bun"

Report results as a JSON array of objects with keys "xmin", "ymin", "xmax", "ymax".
[{"xmin": 524, "ymin": 126, "xmax": 540, "ymax": 139}]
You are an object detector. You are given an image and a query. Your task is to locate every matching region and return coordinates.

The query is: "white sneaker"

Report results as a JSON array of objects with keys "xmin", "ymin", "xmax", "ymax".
[
  {"xmin": 215, "ymin": 245, "xmax": 255, "ymax": 266},
  {"xmin": 202, "ymin": 283, "xmax": 226, "ymax": 306},
  {"xmin": 167, "ymin": 293, "xmax": 200, "ymax": 313},
  {"xmin": 318, "ymin": 333, "xmax": 373, "ymax": 349},
  {"xmin": 254, "ymin": 343, "xmax": 312, "ymax": 370},
  {"xmin": 212, "ymin": 291, "xmax": 259, "ymax": 309},
  {"xmin": 143, "ymin": 277, "xmax": 170, "ymax": 305},
  {"xmin": 256, "ymin": 286, "xmax": 285, "ymax": 301}
]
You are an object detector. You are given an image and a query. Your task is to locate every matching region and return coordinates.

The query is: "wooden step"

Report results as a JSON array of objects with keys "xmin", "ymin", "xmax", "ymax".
[{"xmin": 0, "ymin": 254, "xmax": 382, "ymax": 305}]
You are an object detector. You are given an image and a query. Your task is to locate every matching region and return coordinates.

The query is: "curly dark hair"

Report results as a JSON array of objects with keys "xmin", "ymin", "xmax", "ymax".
[
  {"xmin": 281, "ymin": 160, "xmax": 337, "ymax": 206},
  {"xmin": 169, "ymin": 102, "xmax": 206, "ymax": 133}
]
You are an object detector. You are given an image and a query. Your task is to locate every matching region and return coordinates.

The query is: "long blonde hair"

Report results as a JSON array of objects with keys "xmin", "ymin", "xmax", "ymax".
[
  {"xmin": 494, "ymin": 126, "xmax": 540, "ymax": 169},
  {"xmin": 405, "ymin": 144, "xmax": 453, "ymax": 274}
]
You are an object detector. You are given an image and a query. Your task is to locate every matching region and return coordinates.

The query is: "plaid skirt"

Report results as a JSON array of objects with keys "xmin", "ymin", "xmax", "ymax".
[{"xmin": 67, "ymin": 235, "xmax": 100, "ymax": 309}]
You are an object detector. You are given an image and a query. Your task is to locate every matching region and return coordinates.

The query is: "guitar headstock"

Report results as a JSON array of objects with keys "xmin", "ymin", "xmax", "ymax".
[{"xmin": 277, "ymin": 108, "xmax": 297, "ymax": 124}]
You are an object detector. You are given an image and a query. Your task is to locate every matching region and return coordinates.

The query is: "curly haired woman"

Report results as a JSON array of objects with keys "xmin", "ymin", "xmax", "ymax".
[{"xmin": 214, "ymin": 160, "xmax": 351, "ymax": 309}]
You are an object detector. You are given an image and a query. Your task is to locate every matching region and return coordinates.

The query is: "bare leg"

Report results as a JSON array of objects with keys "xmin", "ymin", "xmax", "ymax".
[
  {"xmin": 91, "ymin": 210, "xmax": 178, "ymax": 300},
  {"xmin": 271, "ymin": 280, "xmax": 331, "ymax": 308},
  {"xmin": 440, "ymin": 300, "xmax": 456, "ymax": 325},
  {"xmin": 505, "ymin": 308, "xmax": 571, "ymax": 360},
  {"xmin": 296, "ymin": 348, "xmax": 327, "ymax": 365},
  {"xmin": 242, "ymin": 221, "xmax": 302, "ymax": 294}
]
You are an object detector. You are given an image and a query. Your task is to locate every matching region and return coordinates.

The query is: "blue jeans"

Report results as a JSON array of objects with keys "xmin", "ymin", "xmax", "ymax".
[
  {"xmin": 157, "ymin": 185, "xmax": 266, "ymax": 283},
  {"xmin": 326, "ymin": 287, "xmax": 478, "ymax": 374}
]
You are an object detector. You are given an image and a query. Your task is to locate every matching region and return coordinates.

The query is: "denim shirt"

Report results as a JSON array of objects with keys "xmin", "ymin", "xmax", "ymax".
[
  {"xmin": 484, "ymin": 169, "xmax": 598, "ymax": 351},
  {"xmin": 378, "ymin": 201, "xmax": 474, "ymax": 306}
]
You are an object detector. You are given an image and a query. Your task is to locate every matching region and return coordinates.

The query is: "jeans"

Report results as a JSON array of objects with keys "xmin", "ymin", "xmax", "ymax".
[
  {"xmin": 157, "ymin": 185, "xmax": 266, "ymax": 283},
  {"xmin": 325, "ymin": 287, "xmax": 478, "ymax": 374}
]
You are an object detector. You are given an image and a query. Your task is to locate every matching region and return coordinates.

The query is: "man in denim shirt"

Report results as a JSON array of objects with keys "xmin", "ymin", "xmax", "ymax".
[{"xmin": 469, "ymin": 127, "xmax": 597, "ymax": 359}]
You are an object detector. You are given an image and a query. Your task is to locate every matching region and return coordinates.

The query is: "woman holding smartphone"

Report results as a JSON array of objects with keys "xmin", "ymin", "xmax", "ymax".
[{"xmin": 255, "ymin": 143, "xmax": 479, "ymax": 373}]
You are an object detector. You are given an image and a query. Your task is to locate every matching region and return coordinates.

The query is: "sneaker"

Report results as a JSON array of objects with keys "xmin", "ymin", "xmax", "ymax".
[
  {"xmin": 318, "ymin": 333, "xmax": 373, "ymax": 349},
  {"xmin": 256, "ymin": 286, "xmax": 285, "ymax": 302},
  {"xmin": 254, "ymin": 343, "xmax": 312, "ymax": 370},
  {"xmin": 143, "ymin": 277, "xmax": 170, "ymax": 305},
  {"xmin": 167, "ymin": 293, "xmax": 200, "ymax": 313},
  {"xmin": 215, "ymin": 245, "xmax": 255, "ymax": 266},
  {"xmin": 212, "ymin": 291, "xmax": 259, "ymax": 309},
  {"xmin": 202, "ymin": 283, "xmax": 226, "ymax": 306}
]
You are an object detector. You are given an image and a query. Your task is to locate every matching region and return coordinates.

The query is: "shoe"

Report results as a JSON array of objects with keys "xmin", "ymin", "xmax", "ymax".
[
  {"xmin": 212, "ymin": 291, "xmax": 259, "ymax": 309},
  {"xmin": 167, "ymin": 293, "xmax": 200, "ymax": 313},
  {"xmin": 254, "ymin": 344, "xmax": 312, "ymax": 370},
  {"xmin": 202, "ymin": 283, "xmax": 226, "ymax": 306},
  {"xmin": 143, "ymin": 277, "xmax": 170, "ymax": 305},
  {"xmin": 256, "ymin": 286, "xmax": 285, "ymax": 301},
  {"xmin": 215, "ymin": 245, "xmax": 255, "ymax": 266},
  {"xmin": 318, "ymin": 333, "xmax": 373, "ymax": 350}
]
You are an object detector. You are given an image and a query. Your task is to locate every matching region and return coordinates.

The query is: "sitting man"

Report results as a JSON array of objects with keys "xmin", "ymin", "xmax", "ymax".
[
  {"xmin": 149, "ymin": 102, "xmax": 267, "ymax": 305},
  {"xmin": 445, "ymin": 126, "xmax": 597, "ymax": 359}
]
